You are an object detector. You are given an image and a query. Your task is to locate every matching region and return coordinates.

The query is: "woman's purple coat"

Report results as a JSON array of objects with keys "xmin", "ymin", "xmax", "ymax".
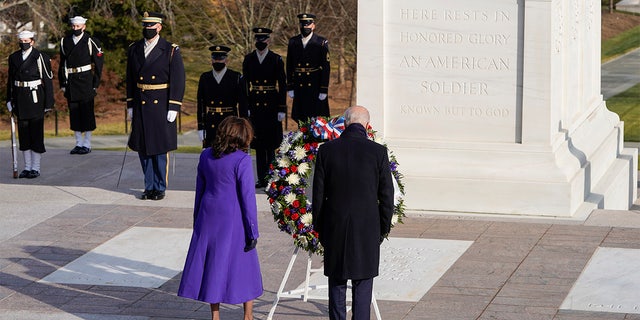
[{"xmin": 178, "ymin": 149, "xmax": 263, "ymax": 304}]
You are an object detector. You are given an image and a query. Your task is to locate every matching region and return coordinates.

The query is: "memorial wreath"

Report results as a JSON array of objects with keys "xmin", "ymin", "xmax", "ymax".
[{"xmin": 266, "ymin": 116, "xmax": 406, "ymax": 255}]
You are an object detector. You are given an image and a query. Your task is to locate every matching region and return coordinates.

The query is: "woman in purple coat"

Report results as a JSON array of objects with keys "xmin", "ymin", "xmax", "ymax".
[{"xmin": 178, "ymin": 116, "xmax": 263, "ymax": 320}]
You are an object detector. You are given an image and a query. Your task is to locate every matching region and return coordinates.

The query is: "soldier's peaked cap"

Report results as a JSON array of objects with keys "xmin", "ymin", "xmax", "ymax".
[
  {"xmin": 297, "ymin": 13, "xmax": 315, "ymax": 25},
  {"xmin": 209, "ymin": 45, "xmax": 231, "ymax": 59},
  {"xmin": 142, "ymin": 11, "xmax": 164, "ymax": 26},
  {"xmin": 253, "ymin": 27, "xmax": 272, "ymax": 40}
]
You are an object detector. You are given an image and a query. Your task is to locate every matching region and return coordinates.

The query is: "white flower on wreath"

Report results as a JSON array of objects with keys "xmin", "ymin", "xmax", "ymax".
[
  {"xmin": 279, "ymin": 141, "xmax": 291, "ymax": 153},
  {"xmin": 391, "ymin": 213, "xmax": 399, "ymax": 226},
  {"xmin": 286, "ymin": 173, "xmax": 301, "ymax": 185},
  {"xmin": 293, "ymin": 146, "xmax": 307, "ymax": 161},
  {"xmin": 284, "ymin": 193, "xmax": 297, "ymax": 205},
  {"xmin": 297, "ymin": 162, "xmax": 310, "ymax": 175},
  {"xmin": 298, "ymin": 235, "xmax": 308, "ymax": 247},
  {"xmin": 270, "ymin": 201, "xmax": 281, "ymax": 215},
  {"xmin": 300, "ymin": 213, "xmax": 313, "ymax": 226},
  {"xmin": 277, "ymin": 157, "xmax": 291, "ymax": 168},
  {"xmin": 291, "ymin": 131, "xmax": 303, "ymax": 142},
  {"xmin": 287, "ymin": 220, "xmax": 297, "ymax": 232}
]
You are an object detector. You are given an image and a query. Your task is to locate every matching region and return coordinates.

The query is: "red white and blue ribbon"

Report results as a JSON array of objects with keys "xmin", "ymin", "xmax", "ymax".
[{"xmin": 311, "ymin": 116, "xmax": 346, "ymax": 140}]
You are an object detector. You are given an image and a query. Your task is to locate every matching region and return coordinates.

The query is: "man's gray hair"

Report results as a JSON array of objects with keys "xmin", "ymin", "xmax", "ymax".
[{"xmin": 344, "ymin": 105, "xmax": 370, "ymax": 127}]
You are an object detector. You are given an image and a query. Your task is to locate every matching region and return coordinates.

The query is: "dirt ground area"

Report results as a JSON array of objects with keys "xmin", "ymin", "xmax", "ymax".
[{"xmin": 602, "ymin": 9, "xmax": 640, "ymax": 41}]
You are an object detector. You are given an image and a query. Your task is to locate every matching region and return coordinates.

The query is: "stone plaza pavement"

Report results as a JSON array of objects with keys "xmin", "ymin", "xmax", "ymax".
[{"xmin": 0, "ymin": 131, "xmax": 640, "ymax": 320}]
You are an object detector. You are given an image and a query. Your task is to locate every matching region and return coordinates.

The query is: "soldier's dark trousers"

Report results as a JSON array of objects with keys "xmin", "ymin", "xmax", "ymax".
[
  {"xmin": 254, "ymin": 147, "xmax": 274, "ymax": 185},
  {"xmin": 139, "ymin": 153, "xmax": 168, "ymax": 192}
]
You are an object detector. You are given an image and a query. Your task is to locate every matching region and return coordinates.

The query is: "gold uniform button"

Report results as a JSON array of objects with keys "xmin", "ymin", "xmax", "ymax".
[
  {"xmin": 305, "ymin": 63, "xmax": 309, "ymax": 66},
  {"xmin": 263, "ymin": 91, "xmax": 267, "ymax": 94},
  {"xmin": 219, "ymin": 101, "xmax": 223, "ymax": 104},
  {"xmin": 297, "ymin": 63, "xmax": 301, "ymax": 66},
  {"xmin": 264, "ymin": 80, "xmax": 267, "ymax": 83},
  {"xmin": 264, "ymin": 103, "xmax": 267, "ymax": 106},
  {"xmin": 307, "ymin": 72, "xmax": 310, "ymax": 75},
  {"xmin": 153, "ymin": 100, "xmax": 158, "ymax": 104},
  {"xmin": 151, "ymin": 76, "xmax": 156, "ymax": 80},
  {"xmin": 256, "ymin": 103, "xmax": 259, "ymax": 106},
  {"xmin": 308, "ymin": 83, "xmax": 311, "ymax": 86},
  {"xmin": 139, "ymin": 76, "xmax": 143, "ymax": 80},
  {"xmin": 142, "ymin": 101, "xmax": 146, "ymax": 105},
  {"xmin": 211, "ymin": 124, "xmax": 215, "ymax": 128}
]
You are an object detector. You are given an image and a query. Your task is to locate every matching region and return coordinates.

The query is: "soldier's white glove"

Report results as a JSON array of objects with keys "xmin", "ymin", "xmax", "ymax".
[
  {"xmin": 287, "ymin": 90, "xmax": 294, "ymax": 98},
  {"xmin": 277, "ymin": 112, "xmax": 286, "ymax": 122},
  {"xmin": 318, "ymin": 93, "xmax": 327, "ymax": 101},
  {"xmin": 61, "ymin": 87, "xmax": 66, "ymax": 93},
  {"xmin": 127, "ymin": 108, "xmax": 133, "ymax": 120},
  {"xmin": 198, "ymin": 130, "xmax": 204, "ymax": 141},
  {"xmin": 167, "ymin": 110, "xmax": 178, "ymax": 122},
  {"xmin": 6, "ymin": 101, "xmax": 12, "ymax": 112}
]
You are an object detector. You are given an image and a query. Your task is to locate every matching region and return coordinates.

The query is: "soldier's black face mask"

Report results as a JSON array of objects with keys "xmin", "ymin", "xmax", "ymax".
[
  {"xmin": 73, "ymin": 29, "xmax": 83, "ymax": 36},
  {"xmin": 300, "ymin": 27, "xmax": 312, "ymax": 37},
  {"xmin": 19, "ymin": 42, "xmax": 31, "ymax": 51},
  {"xmin": 255, "ymin": 41, "xmax": 267, "ymax": 51},
  {"xmin": 142, "ymin": 28, "xmax": 157, "ymax": 40},
  {"xmin": 212, "ymin": 62, "xmax": 225, "ymax": 71}
]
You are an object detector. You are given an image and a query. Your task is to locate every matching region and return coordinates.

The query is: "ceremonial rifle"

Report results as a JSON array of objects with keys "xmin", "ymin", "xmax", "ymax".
[{"xmin": 10, "ymin": 114, "xmax": 18, "ymax": 179}]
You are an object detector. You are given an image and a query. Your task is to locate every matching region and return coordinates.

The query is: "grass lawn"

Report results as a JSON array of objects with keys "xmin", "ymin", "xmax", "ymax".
[
  {"xmin": 606, "ymin": 83, "xmax": 640, "ymax": 142},
  {"xmin": 602, "ymin": 24, "xmax": 640, "ymax": 62}
]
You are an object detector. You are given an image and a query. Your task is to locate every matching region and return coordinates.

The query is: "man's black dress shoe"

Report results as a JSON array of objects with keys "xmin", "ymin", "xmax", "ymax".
[
  {"xmin": 152, "ymin": 191, "xmax": 165, "ymax": 200},
  {"xmin": 70, "ymin": 146, "xmax": 82, "ymax": 154},
  {"xmin": 140, "ymin": 190, "xmax": 153, "ymax": 200},
  {"xmin": 77, "ymin": 147, "xmax": 91, "ymax": 154}
]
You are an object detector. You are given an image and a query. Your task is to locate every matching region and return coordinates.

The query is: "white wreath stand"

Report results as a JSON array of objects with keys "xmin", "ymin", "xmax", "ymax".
[{"xmin": 267, "ymin": 246, "xmax": 381, "ymax": 320}]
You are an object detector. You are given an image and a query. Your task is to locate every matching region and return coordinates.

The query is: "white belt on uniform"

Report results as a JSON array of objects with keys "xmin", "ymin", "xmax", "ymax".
[
  {"xmin": 14, "ymin": 79, "xmax": 42, "ymax": 88},
  {"xmin": 66, "ymin": 64, "xmax": 92, "ymax": 74}
]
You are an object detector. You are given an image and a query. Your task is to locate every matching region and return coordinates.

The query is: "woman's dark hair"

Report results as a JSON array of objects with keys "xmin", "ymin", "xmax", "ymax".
[{"xmin": 212, "ymin": 116, "xmax": 253, "ymax": 158}]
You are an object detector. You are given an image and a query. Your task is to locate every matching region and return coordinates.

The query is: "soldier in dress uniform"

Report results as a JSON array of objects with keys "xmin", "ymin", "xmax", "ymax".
[
  {"xmin": 286, "ymin": 13, "xmax": 330, "ymax": 123},
  {"xmin": 126, "ymin": 11, "xmax": 185, "ymax": 200},
  {"xmin": 196, "ymin": 45, "xmax": 246, "ymax": 148},
  {"xmin": 59, "ymin": 15, "xmax": 104, "ymax": 155},
  {"xmin": 6, "ymin": 30, "xmax": 54, "ymax": 179},
  {"xmin": 243, "ymin": 27, "xmax": 287, "ymax": 188}
]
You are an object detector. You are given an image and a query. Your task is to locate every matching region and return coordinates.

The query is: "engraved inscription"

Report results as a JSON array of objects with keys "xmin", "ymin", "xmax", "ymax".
[
  {"xmin": 400, "ymin": 105, "xmax": 510, "ymax": 118},
  {"xmin": 386, "ymin": 1, "xmax": 519, "ymax": 141}
]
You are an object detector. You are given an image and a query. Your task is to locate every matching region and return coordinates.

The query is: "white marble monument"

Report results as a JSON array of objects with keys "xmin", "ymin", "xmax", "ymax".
[{"xmin": 358, "ymin": 0, "xmax": 637, "ymax": 217}]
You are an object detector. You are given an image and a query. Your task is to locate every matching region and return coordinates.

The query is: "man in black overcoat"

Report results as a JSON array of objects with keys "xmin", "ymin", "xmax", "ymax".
[
  {"xmin": 58, "ymin": 15, "xmax": 104, "ymax": 154},
  {"xmin": 197, "ymin": 45, "xmax": 245, "ymax": 148},
  {"xmin": 243, "ymin": 27, "xmax": 287, "ymax": 188},
  {"xmin": 6, "ymin": 30, "xmax": 54, "ymax": 179},
  {"xmin": 286, "ymin": 13, "xmax": 330, "ymax": 123},
  {"xmin": 126, "ymin": 12, "xmax": 185, "ymax": 200},
  {"xmin": 312, "ymin": 106, "xmax": 394, "ymax": 320}
]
